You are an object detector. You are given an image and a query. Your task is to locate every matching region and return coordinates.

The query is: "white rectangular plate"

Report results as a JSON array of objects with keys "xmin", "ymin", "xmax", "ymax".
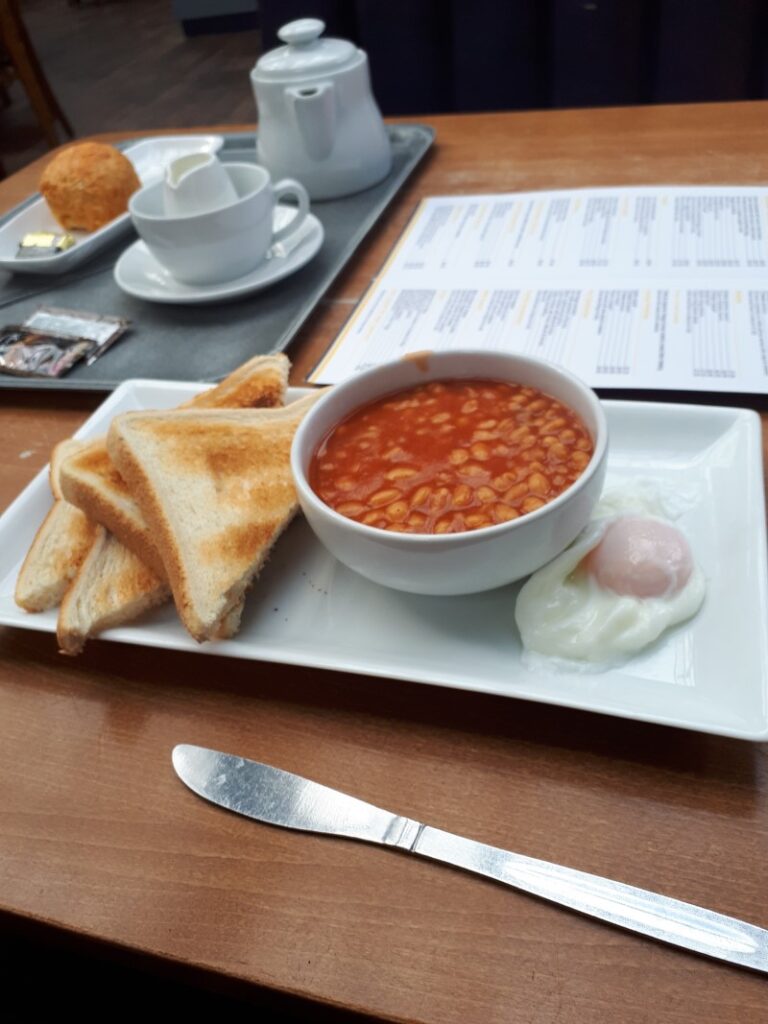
[
  {"xmin": 0, "ymin": 135, "xmax": 223, "ymax": 275},
  {"xmin": 1, "ymin": 380, "xmax": 767, "ymax": 740}
]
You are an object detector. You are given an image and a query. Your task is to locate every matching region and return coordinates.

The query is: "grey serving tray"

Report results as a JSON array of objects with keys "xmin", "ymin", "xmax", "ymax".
[{"xmin": 0, "ymin": 125, "xmax": 433, "ymax": 392}]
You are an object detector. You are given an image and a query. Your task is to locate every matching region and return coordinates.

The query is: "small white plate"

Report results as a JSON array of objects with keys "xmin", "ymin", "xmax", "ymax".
[
  {"xmin": 113, "ymin": 211, "xmax": 324, "ymax": 304},
  {"xmin": 0, "ymin": 135, "xmax": 224, "ymax": 276},
  {"xmin": 0, "ymin": 381, "xmax": 766, "ymax": 740}
]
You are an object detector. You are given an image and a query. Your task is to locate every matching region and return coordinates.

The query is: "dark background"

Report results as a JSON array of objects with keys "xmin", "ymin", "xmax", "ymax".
[
  {"xmin": 4, "ymin": 0, "xmax": 768, "ymax": 176},
  {"xmin": 258, "ymin": 0, "xmax": 768, "ymax": 115}
]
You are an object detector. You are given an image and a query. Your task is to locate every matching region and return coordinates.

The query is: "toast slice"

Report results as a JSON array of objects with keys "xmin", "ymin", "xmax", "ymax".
[
  {"xmin": 49, "ymin": 354, "xmax": 290, "ymax": 648},
  {"xmin": 179, "ymin": 352, "xmax": 289, "ymax": 411},
  {"xmin": 58, "ymin": 353, "xmax": 291, "ymax": 573},
  {"xmin": 56, "ymin": 529, "xmax": 244, "ymax": 654},
  {"xmin": 15, "ymin": 439, "xmax": 98, "ymax": 612},
  {"xmin": 50, "ymin": 438, "xmax": 87, "ymax": 500},
  {"xmin": 57, "ymin": 526, "xmax": 170, "ymax": 655},
  {"xmin": 107, "ymin": 392, "xmax": 321, "ymax": 642},
  {"xmin": 58, "ymin": 437, "xmax": 165, "ymax": 578}
]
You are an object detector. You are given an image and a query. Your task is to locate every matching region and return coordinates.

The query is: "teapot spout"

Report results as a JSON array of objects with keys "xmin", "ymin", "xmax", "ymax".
[{"xmin": 286, "ymin": 81, "xmax": 336, "ymax": 161}]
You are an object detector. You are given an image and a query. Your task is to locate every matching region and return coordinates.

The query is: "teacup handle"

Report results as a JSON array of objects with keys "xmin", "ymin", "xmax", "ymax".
[{"xmin": 272, "ymin": 178, "xmax": 310, "ymax": 243}]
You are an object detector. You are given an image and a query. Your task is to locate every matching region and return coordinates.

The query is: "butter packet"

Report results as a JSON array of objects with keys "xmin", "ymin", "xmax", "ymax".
[
  {"xmin": 0, "ymin": 326, "xmax": 93, "ymax": 378},
  {"xmin": 23, "ymin": 306, "xmax": 129, "ymax": 365}
]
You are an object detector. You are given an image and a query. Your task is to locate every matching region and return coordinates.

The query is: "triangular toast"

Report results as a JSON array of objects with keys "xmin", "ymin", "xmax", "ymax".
[
  {"xmin": 58, "ymin": 436, "xmax": 165, "ymax": 577},
  {"xmin": 178, "ymin": 352, "xmax": 289, "ymax": 411},
  {"xmin": 56, "ymin": 529, "xmax": 245, "ymax": 655},
  {"xmin": 50, "ymin": 438, "xmax": 87, "ymax": 500},
  {"xmin": 107, "ymin": 392, "xmax": 321, "ymax": 642},
  {"xmin": 57, "ymin": 526, "xmax": 170, "ymax": 655},
  {"xmin": 16, "ymin": 353, "xmax": 290, "ymax": 648},
  {"xmin": 58, "ymin": 352, "xmax": 290, "ymax": 573},
  {"xmin": 15, "ymin": 439, "xmax": 97, "ymax": 611}
]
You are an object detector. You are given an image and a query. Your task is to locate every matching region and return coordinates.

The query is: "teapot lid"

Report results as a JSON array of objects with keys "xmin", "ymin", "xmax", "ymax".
[{"xmin": 254, "ymin": 19, "xmax": 359, "ymax": 80}]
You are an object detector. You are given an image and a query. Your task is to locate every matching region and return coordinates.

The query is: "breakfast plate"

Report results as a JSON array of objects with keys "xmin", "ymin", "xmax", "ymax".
[
  {"xmin": 113, "ymin": 210, "xmax": 324, "ymax": 304},
  {"xmin": 0, "ymin": 135, "xmax": 224, "ymax": 276},
  {"xmin": 0, "ymin": 380, "xmax": 766, "ymax": 740}
]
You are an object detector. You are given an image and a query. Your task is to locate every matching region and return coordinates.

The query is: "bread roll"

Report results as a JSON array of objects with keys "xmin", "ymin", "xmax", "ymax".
[{"xmin": 40, "ymin": 142, "xmax": 140, "ymax": 232}]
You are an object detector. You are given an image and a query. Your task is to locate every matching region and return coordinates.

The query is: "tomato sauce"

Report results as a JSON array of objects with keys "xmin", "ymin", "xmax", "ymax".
[{"xmin": 309, "ymin": 379, "xmax": 594, "ymax": 534}]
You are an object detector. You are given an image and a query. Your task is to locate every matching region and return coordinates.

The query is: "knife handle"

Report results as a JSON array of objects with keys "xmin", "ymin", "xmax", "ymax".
[{"xmin": 409, "ymin": 825, "xmax": 768, "ymax": 973}]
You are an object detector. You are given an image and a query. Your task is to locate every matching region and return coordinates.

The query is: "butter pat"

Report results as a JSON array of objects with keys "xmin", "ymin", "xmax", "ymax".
[{"xmin": 17, "ymin": 231, "xmax": 76, "ymax": 258}]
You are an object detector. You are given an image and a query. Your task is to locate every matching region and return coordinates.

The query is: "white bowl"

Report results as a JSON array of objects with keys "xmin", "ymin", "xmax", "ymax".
[{"xmin": 291, "ymin": 351, "xmax": 609, "ymax": 595}]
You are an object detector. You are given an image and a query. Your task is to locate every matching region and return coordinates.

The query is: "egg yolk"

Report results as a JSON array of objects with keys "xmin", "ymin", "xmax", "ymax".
[{"xmin": 585, "ymin": 516, "xmax": 694, "ymax": 599}]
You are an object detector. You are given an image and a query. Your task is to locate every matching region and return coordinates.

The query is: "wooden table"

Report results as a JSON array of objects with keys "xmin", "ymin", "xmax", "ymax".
[{"xmin": 1, "ymin": 104, "xmax": 767, "ymax": 1023}]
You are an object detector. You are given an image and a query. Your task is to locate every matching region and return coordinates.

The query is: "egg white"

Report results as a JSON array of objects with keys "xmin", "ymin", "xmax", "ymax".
[{"xmin": 514, "ymin": 481, "xmax": 706, "ymax": 667}]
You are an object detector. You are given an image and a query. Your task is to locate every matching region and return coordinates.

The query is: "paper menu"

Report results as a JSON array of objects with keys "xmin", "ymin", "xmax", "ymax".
[{"xmin": 309, "ymin": 186, "xmax": 768, "ymax": 392}]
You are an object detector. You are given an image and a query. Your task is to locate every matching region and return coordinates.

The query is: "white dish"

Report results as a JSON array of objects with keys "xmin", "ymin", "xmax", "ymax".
[
  {"xmin": 0, "ymin": 380, "xmax": 766, "ymax": 740},
  {"xmin": 0, "ymin": 135, "xmax": 224, "ymax": 275},
  {"xmin": 113, "ymin": 210, "xmax": 323, "ymax": 304},
  {"xmin": 292, "ymin": 351, "xmax": 608, "ymax": 595}
]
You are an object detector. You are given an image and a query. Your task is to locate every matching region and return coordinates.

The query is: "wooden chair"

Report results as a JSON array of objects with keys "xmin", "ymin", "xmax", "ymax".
[{"xmin": 0, "ymin": 0, "xmax": 73, "ymax": 148}]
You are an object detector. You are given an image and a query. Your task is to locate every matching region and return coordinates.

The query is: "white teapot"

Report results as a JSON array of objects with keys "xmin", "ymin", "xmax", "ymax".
[{"xmin": 250, "ymin": 18, "xmax": 392, "ymax": 200}]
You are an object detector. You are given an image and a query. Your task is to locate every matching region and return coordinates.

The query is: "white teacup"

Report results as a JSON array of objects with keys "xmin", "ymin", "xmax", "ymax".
[
  {"xmin": 129, "ymin": 163, "xmax": 310, "ymax": 286},
  {"xmin": 163, "ymin": 153, "xmax": 238, "ymax": 217}
]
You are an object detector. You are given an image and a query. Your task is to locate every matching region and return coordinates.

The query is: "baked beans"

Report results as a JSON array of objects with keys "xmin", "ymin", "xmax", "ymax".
[{"xmin": 309, "ymin": 380, "xmax": 594, "ymax": 535}]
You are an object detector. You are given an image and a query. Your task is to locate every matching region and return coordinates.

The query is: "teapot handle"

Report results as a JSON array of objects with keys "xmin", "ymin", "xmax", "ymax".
[
  {"xmin": 286, "ymin": 82, "xmax": 336, "ymax": 161},
  {"xmin": 272, "ymin": 179, "xmax": 310, "ymax": 244}
]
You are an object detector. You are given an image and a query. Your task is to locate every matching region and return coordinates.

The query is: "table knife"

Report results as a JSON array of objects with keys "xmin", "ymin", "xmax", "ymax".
[{"xmin": 172, "ymin": 744, "xmax": 768, "ymax": 974}]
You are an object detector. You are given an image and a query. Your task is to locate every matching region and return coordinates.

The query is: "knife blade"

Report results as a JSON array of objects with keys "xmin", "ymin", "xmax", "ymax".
[{"xmin": 172, "ymin": 744, "xmax": 768, "ymax": 974}]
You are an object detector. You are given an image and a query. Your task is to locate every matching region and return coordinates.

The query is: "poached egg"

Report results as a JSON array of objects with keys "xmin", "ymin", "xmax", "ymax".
[{"xmin": 514, "ymin": 482, "xmax": 706, "ymax": 666}]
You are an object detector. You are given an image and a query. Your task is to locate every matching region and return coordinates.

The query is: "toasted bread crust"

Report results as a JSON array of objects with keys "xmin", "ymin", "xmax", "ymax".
[
  {"xmin": 60, "ymin": 439, "xmax": 166, "ymax": 578},
  {"xmin": 107, "ymin": 393, "xmax": 322, "ymax": 642},
  {"xmin": 57, "ymin": 526, "xmax": 169, "ymax": 655},
  {"xmin": 50, "ymin": 438, "xmax": 90, "ymax": 500}
]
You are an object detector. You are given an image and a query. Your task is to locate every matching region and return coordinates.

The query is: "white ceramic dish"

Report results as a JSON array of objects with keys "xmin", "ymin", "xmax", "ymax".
[
  {"xmin": 0, "ymin": 380, "xmax": 766, "ymax": 740},
  {"xmin": 291, "ymin": 351, "xmax": 608, "ymax": 595},
  {"xmin": 0, "ymin": 135, "xmax": 223, "ymax": 275},
  {"xmin": 114, "ymin": 210, "xmax": 323, "ymax": 304}
]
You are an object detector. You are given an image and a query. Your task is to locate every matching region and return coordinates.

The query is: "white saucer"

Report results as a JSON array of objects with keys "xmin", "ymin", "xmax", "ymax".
[{"xmin": 113, "ymin": 211, "xmax": 324, "ymax": 304}]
